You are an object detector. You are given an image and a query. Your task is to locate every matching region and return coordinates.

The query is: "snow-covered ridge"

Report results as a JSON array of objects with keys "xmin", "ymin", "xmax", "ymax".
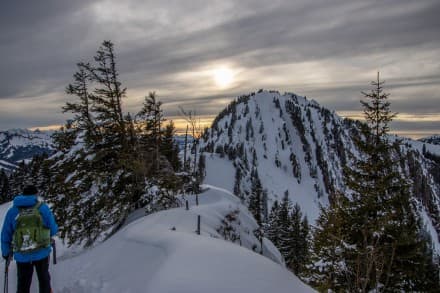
[
  {"xmin": 0, "ymin": 129, "xmax": 53, "ymax": 147},
  {"xmin": 0, "ymin": 185, "xmax": 314, "ymax": 292},
  {"xmin": 419, "ymin": 134, "xmax": 440, "ymax": 146},
  {"xmin": 199, "ymin": 90, "xmax": 440, "ymax": 251}
]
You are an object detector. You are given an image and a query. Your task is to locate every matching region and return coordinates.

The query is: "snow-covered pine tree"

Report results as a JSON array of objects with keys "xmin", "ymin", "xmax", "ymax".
[
  {"xmin": 346, "ymin": 73, "xmax": 438, "ymax": 291},
  {"xmin": 265, "ymin": 200, "xmax": 280, "ymax": 247},
  {"xmin": 63, "ymin": 64, "xmax": 98, "ymax": 147},
  {"xmin": 248, "ymin": 169, "xmax": 264, "ymax": 226},
  {"xmin": 310, "ymin": 192, "xmax": 352, "ymax": 291},
  {"xmin": 137, "ymin": 92, "xmax": 166, "ymax": 175},
  {"xmin": 51, "ymin": 120, "xmax": 77, "ymax": 152},
  {"xmin": 134, "ymin": 94, "xmax": 181, "ymax": 214},
  {"xmin": 86, "ymin": 41, "xmax": 128, "ymax": 165},
  {"xmin": 124, "ymin": 112, "xmax": 146, "ymax": 207},
  {"xmin": 299, "ymin": 216, "xmax": 310, "ymax": 275},
  {"xmin": 277, "ymin": 191, "xmax": 293, "ymax": 261},
  {"xmin": 312, "ymin": 73, "xmax": 439, "ymax": 291},
  {"xmin": 45, "ymin": 41, "xmax": 184, "ymax": 246},
  {"xmin": 286, "ymin": 203, "xmax": 309, "ymax": 276},
  {"xmin": 233, "ymin": 167, "xmax": 242, "ymax": 200}
]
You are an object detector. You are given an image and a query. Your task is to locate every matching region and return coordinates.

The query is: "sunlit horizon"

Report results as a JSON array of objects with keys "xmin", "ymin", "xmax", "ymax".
[{"xmin": 25, "ymin": 111, "xmax": 440, "ymax": 140}]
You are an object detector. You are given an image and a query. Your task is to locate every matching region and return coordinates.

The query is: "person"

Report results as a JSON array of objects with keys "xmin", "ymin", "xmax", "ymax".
[{"xmin": 1, "ymin": 185, "xmax": 58, "ymax": 293}]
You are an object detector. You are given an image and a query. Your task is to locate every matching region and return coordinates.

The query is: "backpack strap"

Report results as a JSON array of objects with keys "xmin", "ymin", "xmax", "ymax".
[
  {"xmin": 18, "ymin": 201, "xmax": 42, "ymax": 212},
  {"xmin": 34, "ymin": 201, "xmax": 43, "ymax": 211}
]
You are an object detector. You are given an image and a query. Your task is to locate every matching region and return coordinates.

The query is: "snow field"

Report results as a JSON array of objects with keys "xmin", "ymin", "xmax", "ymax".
[{"xmin": 0, "ymin": 186, "xmax": 313, "ymax": 292}]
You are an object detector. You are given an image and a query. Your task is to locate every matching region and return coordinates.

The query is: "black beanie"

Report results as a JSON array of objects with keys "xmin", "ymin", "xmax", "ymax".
[{"xmin": 23, "ymin": 185, "xmax": 38, "ymax": 195}]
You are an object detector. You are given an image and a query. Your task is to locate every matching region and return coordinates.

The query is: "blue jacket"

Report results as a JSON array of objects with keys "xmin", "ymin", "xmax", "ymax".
[{"xmin": 1, "ymin": 195, "xmax": 58, "ymax": 263}]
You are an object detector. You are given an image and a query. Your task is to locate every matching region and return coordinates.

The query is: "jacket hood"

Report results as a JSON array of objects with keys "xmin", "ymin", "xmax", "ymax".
[{"xmin": 13, "ymin": 195, "xmax": 38, "ymax": 208}]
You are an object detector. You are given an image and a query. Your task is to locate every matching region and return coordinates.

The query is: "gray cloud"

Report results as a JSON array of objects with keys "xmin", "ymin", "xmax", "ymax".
[
  {"xmin": 0, "ymin": 0, "xmax": 99, "ymax": 99},
  {"xmin": 0, "ymin": 0, "xmax": 439, "ymax": 137},
  {"xmin": 118, "ymin": 0, "xmax": 440, "ymax": 74}
]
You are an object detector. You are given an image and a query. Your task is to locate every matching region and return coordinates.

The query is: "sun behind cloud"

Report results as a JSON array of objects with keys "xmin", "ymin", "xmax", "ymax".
[{"xmin": 213, "ymin": 66, "xmax": 235, "ymax": 89}]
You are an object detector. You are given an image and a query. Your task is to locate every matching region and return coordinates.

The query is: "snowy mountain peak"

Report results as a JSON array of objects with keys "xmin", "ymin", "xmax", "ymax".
[
  {"xmin": 200, "ymin": 90, "xmax": 440, "ymax": 252},
  {"xmin": 0, "ymin": 128, "xmax": 54, "ymax": 171},
  {"xmin": 420, "ymin": 134, "xmax": 440, "ymax": 145}
]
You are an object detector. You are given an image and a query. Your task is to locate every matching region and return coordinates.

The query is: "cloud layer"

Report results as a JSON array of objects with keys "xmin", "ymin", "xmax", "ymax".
[{"xmin": 1, "ymin": 0, "xmax": 439, "ymax": 137}]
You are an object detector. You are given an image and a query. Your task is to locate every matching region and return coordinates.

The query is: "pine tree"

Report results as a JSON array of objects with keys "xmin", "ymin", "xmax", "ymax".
[
  {"xmin": 248, "ymin": 169, "xmax": 264, "ymax": 226},
  {"xmin": 265, "ymin": 200, "xmax": 280, "ymax": 247},
  {"xmin": 45, "ymin": 41, "xmax": 138, "ymax": 246},
  {"xmin": 63, "ymin": 64, "xmax": 98, "ymax": 146},
  {"xmin": 51, "ymin": 121, "xmax": 77, "ymax": 152},
  {"xmin": 233, "ymin": 167, "xmax": 242, "ymax": 200},
  {"xmin": 86, "ymin": 40, "xmax": 128, "ymax": 167},
  {"xmin": 161, "ymin": 120, "xmax": 181, "ymax": 171},
  {"xmin": 137, "ymin": 92, "xmax": 165, "ymax": 174},
  {"xmin": 52, "ymin": 40, "xmax": 184, "ymax": 246},
  {"xmin": 312, "ymin": 73, "xmax": 438, "ymax": 291},
  {"xmin": 346, "ymin": 73, "xmax": 432, "ymax": 291},
  {"xmin": 286, "ymin": 203, "xmax": 309, "ymax": 275},
  {"xmin": 299, "ymin": 216, "xmax": 310, "ymax": 274},
  {"xmin": 277, "ymin": 191, "xmax": 292, "ymax": 260},
  {"xmin": 124, "ymin": 112, "xmax": 145, "ymax": 206},
  {"xmin": 311, "ymin": 192, "xmax": 352, "ymax": 291}
]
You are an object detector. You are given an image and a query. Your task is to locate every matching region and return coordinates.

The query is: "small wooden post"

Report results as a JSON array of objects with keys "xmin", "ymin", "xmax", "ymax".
[
  {"xmin": 196, "ymin": 215, "xmax": 201, "ymax": 235},
  {"xmin": 196, "ymin": 194, "xmax": 199, "ymax": 206},
  {"xmin": 185, "ymin": 200, "xmax": 189, "ymax": 210}
]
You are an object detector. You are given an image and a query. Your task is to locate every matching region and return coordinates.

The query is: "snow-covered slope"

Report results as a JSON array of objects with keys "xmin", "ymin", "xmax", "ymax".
[
  {"xmin": 0, "ymin": 186, "xmax": 313, "ymax": 292},
  {"xmin": 0, "ymin": 129, "xmax": 53, "ymax": 171},
  {"xmin": 199, "ymin": 90, "xmax": 440, "ymax": 251}
]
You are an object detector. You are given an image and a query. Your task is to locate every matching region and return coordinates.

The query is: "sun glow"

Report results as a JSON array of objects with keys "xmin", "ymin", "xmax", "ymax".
[{"xmin": 213, "ymin": 67, "xmax": 235, "ymax": 88}]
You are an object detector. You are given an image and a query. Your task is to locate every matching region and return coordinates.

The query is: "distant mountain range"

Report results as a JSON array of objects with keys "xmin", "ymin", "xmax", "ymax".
[
  {"xmin": 0, "ymin": 129, "xmax": 193, "ymax": 172},
  {"xmin": 419, "ymin": 135, "xmax": 440, "ymax": 146},
  {"xmin": 0, "ymin": 129, "xmax": 54, "ymax": 172}
]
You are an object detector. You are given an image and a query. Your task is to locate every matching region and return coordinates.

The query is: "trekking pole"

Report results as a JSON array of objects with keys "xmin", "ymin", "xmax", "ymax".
[
  {"xmin": 4, "ymin": 255, "xmax": 11, "ymax": 293},
  {"xmin": 51, "ymin": 239, "xmax": 57, "ymax": 265}
]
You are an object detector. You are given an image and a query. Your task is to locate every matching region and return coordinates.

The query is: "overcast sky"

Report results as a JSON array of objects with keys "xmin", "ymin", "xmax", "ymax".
[{"xmin": 1, "ymin": 0, "xmax": 439, "ymax": 138}]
